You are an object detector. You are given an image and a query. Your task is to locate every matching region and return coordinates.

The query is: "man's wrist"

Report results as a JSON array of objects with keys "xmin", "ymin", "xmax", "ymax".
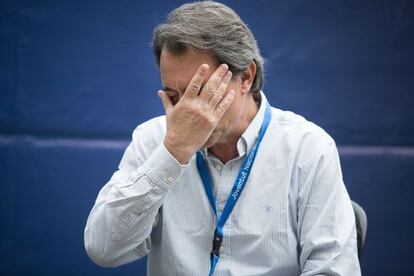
[{"xmin": 163, "ymin": 135, "xmax": 195, "ymax": 165}]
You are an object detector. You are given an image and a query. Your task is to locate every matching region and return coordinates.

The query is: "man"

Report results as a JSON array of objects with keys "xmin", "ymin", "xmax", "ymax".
[{"xmin": 84, "ymin": 1, "xmax": 361, "ymax": 275}]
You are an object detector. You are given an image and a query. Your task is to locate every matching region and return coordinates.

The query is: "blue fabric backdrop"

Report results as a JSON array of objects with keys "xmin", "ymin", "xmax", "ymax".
[{"xmin": 1, "ymin": 0, "xmax": 413, "ymax": 275}]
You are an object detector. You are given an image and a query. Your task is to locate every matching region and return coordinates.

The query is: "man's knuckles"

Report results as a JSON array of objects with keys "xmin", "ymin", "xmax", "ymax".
[{"xmin": 187, "ymin": 82, "xmax": 202, "ymax": 94}]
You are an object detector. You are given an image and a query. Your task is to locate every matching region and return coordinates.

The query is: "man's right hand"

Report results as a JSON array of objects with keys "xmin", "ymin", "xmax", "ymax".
[{"xmin": 158, "ymin": 63, "xmax": 235, "ymax": 164}]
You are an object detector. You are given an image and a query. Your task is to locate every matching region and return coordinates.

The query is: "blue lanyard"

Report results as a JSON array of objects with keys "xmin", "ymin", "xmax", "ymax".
[{"xmin": 196, "ymin": 102, "xmax": 272, "ymax": 276}]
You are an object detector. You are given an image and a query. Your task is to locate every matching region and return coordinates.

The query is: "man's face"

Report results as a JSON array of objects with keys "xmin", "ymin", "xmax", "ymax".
[{"xmin": 159, "ymin": 48, "xmax": 246, "ymax": 148}]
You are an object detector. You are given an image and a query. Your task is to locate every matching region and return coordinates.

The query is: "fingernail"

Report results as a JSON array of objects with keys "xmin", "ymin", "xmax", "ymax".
[
  {"xmin": 200, "ymin": 64, "xmax": 209, "ymax": 74},
  {"xmin": 226, "ymin": 71, "xmax": 233, "ymax": 79},
  {"xmin": 221, "ymin": 64, "xmax": 228, "ymax": 70}
]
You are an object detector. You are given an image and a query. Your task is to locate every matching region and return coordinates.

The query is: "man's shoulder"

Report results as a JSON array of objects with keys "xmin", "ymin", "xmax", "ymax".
[{"xmin": 269, "ymin": 106, "xmax": 335, "ymax": 153}]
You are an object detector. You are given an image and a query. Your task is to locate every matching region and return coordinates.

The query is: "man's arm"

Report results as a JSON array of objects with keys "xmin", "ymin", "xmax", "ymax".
[
  {"xmin": 84, "ymin": 63, "xmax": 234, "ymax": 267},
  {"xmin": 297, "ymin": 140, "xmax": 361, "ymax": 275},
  {"xmin": 84, "ymin": 126, "xmax": 186, "ymax": 267}
]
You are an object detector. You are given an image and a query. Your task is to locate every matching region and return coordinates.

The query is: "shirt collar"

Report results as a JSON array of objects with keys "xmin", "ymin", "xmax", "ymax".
[{"xmin": 236, "ymin": 91, "xmax": 267, "ymax": 157}]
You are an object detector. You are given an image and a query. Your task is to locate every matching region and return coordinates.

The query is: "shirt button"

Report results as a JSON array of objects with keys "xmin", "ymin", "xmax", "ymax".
[
  {"xmin": 215, "ymin": 164, "xmax": 222, "ymax": 171},
  {"xmin": 167, "ymin": 176, "xmax": 175, "ymax": 183}
]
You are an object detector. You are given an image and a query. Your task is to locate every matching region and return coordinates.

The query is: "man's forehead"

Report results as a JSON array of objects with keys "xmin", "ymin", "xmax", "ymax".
[{"xmin": 159, "ymin": 48, "xmax": 218, "ymax": 91}]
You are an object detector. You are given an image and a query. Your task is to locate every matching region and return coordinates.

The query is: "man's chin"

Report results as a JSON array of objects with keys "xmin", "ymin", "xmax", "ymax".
[
  {"xmin": 203, "ymin": 133, "xmax": 220, "ymax": 149},
  {"xmin": 202, "ymin": 140, "xmax": 216, "ymax": 149}
]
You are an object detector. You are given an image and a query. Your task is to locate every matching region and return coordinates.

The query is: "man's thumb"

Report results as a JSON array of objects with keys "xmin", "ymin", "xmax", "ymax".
[{"xmin": 158, "ymin": 90, "xmax": 173, "ymax": 112}]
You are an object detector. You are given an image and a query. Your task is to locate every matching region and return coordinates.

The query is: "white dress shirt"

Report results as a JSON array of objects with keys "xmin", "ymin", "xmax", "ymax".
[{"xmin": 84, "ymin": 92, "xmax": 361, "ymax": 275}]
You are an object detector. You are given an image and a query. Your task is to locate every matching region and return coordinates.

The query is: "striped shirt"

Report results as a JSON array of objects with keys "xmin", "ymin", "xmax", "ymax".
[{"xmin": 84, "ymin": 92, "xmax": 361, "ymax": 275}]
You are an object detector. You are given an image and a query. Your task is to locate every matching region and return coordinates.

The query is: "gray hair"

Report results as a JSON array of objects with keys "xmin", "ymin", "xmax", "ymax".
[{"xmin": 152, "ymin": 1, "xmax": 265, "ymax": 94}]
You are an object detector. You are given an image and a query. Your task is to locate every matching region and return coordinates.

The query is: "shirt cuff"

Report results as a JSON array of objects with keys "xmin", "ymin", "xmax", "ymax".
[{"xmin": 141, "ymin": 142, "xmax": 189, "ymax": 192}]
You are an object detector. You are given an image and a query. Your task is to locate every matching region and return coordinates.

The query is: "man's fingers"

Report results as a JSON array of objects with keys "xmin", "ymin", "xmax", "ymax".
[
  {"xmin": 200, "ymin": 63, "xmax": 228, "ymax": 100},
  {"xmin": 209, "ymin": 70, "xmax": 232, "ymax": 107},
  {"xmin": 214, "ymin": 89, "xmax": 235, "ymax": 118},
  {"xmin": 184, "ymin": 64, "xmax": 209, "ymax": 98},
  {"xmin": 158, "ymin": 90, "xmax": 173, "ymax": 112}
]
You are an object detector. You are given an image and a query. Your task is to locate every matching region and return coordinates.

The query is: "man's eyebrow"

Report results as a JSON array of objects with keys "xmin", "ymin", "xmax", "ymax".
[
  {"xmin": 163, "ymin": 86, "xmax": 178, "ymax": 92},
  {"xmin": 164, "ymin": 84, "xmax": 188, "ymax": 94}
]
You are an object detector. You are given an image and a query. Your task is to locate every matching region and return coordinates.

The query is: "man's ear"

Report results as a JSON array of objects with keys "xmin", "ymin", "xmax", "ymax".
[{"xmin": 240, "ymin": 61, "xmax": 256, "ymax": 94}]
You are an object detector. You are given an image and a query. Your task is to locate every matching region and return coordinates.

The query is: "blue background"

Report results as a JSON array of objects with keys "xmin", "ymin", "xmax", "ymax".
[{"xmin": 1, "ymin": 0, "xmax": 413, "ymax": 275}]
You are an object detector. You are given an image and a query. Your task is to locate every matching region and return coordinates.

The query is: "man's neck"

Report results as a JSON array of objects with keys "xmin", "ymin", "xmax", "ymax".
[{"xmin": 209, "ymin": 94, "xmax": 260, "ymax": 164}]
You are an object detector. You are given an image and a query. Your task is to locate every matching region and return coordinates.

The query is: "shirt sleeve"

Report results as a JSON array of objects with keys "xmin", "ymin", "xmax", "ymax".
[
  {"xmin": 84, "ymin": 126, "xmax": 188, "ymax": 268},
  {"xmin": 297, "ymin": 141, "xmax": 361, "ymax": 275}
]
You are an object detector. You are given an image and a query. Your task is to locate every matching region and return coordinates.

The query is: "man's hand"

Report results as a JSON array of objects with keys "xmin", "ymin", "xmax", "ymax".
[{"xmin": 158, "ymin": 63, "xmax": 235, "ymax": 164}]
